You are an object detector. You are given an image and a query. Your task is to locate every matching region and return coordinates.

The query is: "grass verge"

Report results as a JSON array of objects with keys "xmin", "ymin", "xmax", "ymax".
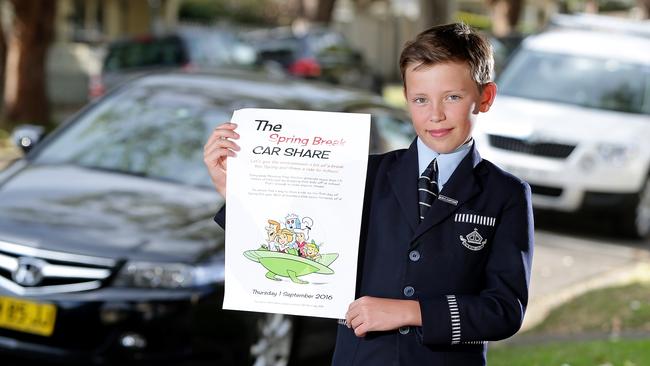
[
  {"xmin": 489, "ymin": 338, "xmax": 650, "ymax": 366},
  {"xmin": 490, "ymin": 282, "xmax": 650, "ymax": 365},
  {"xmin": 527, "ymin": 282, "xmax": 650, "ymax": 336}
]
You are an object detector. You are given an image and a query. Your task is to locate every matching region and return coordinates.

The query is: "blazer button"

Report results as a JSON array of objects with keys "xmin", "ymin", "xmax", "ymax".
[
  {"xmin": 409, "ymin": 250, "xmax": 420, "ymax": 262},
  {"xmin": 403, "ymin": 286, "xmax": 415, "ymax": 297},
  {"xmin": 398, "ymin": 326, "xmax": 410, "ymax": 335}
]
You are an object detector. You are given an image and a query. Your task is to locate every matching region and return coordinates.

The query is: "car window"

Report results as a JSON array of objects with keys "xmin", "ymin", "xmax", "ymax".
[
  {"xmin": 185, "ymin": 32, "xmax": 256, "ymax": 67},
  {"xmin": 304, "ymin": 31, "xmax": 348, "ymax": 54},
  {"xmin": 33, "ymin": 85, "xmax": 235, "ymax": 188},
  {"xmin": 498, "ymin": 49, "xmax": 650, "ymax": 115},
  {"xmin": 349, "ymin": 107, "xmax": 415, "ymax": 153},
  {"xmin": 256, "ymin": 37, "xmax": 301, "ymax": 68},
  {"xmin": 104, "ymin": 37, "xmax": 187, "ymax": 71}
]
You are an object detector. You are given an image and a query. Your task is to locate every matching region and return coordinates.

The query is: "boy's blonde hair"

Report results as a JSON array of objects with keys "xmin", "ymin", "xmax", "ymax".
[
  {"xmin": 278, "ymin": 229, "xmax": 294, "ymax": 243},
  {"xmin": 399, "ymin": 22, "xmax": 494, "ymax": 90}
]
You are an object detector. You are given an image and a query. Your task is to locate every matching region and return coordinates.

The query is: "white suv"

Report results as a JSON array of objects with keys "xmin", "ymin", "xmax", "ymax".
[{"xmin": 474, "ymin": 15, "xmax": 650, "ymax": 237}]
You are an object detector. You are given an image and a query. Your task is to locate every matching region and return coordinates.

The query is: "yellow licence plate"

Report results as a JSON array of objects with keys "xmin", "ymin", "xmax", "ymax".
[{"xmin": 0, "ymin": 296, "xmax": 56, "ymax": 336}]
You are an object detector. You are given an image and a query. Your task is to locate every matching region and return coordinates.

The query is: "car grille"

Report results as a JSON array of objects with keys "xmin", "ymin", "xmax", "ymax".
[
  {"xmin": 530, "ymin": 184, "xmax": 563, "ymax": 197},
  {"xmin": 488, "ymin": 135, "xmax": 576, "ymax": 159},
  {"xmin": 0, "ymin": 240, "xmax": 116, "ymax": 295}
]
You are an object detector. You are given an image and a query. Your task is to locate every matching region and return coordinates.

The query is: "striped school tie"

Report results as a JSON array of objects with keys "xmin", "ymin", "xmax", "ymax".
[{"xmin": 418, "ymin": 158, "xmax": 438, "ymax": 221}]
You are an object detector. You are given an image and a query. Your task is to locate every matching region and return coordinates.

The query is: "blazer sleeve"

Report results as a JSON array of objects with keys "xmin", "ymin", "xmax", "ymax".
[
  {"xmin": 418, "ymin": 181, "xmax": 534, "ymax": 345},
  {"xmin": 213, "ymin": 204, "xmax": 226, "ymax": 229}
]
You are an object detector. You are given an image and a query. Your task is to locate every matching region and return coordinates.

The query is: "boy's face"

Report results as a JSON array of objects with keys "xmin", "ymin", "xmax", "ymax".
[{"xmin": 404, "ymin": 61, "xmax": 496, "ymax": 154}]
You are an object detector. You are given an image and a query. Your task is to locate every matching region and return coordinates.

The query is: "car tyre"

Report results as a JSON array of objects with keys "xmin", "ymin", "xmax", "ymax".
[
  {"xmin": 248, "ymin": 313, "xmax": 294, "ymax": 366},
  {"xmin": 620, "ymin": 175, "xmax": 650, "ymax": 239}
]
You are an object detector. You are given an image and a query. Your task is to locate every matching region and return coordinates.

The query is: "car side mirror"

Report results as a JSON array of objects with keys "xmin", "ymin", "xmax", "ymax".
[{"xmin": 11, "ymin": 124, "xmax": 45, "ymax": 153}]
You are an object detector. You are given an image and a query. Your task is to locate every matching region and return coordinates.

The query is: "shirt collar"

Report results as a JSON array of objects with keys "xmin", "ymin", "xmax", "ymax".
[{"xmin": 417, "ymin": 137, "xmax": 473, "ymax": 190}]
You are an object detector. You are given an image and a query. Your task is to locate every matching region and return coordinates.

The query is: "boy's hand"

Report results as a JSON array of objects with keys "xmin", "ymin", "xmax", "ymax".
[
  {"xmin": 345, "ymin": 296, "xmax": 422, "ymax": 337},
  {"xmin": 203, "ymin": 122, "xmax": 240, "ymax": 197}
]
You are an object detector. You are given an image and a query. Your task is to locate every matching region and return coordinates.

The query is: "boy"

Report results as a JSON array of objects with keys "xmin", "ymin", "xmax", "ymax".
[{"xmin": 203, "ymin": 23, "xmax": 533, "ymax": 365}]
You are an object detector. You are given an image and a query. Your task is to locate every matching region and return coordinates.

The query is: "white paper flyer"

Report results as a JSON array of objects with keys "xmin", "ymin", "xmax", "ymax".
[{"xmin": 223, "ymin": 108, "xmax": 370, "ymax": 319}]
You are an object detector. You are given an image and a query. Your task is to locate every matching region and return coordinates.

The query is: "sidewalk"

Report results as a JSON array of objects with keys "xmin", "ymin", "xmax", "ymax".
[{"xmin": 522, "ymin": 230, "xmax": 650, "ymax": 331}]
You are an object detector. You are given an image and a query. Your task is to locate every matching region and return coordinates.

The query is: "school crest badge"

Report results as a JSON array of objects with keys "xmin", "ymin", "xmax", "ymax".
[{"xmin": 459, "ymin": 228, "xmax": 487, "ymax": 251}]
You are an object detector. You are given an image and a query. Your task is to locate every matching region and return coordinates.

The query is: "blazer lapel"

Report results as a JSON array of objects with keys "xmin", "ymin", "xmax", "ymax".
[
  {"xmin": 411, "ymin": 144, "xmax": 484, "ymax": 244},
  {"xmin": 388, "ymin": 140, "xmax": 420, "ymax": 233}
]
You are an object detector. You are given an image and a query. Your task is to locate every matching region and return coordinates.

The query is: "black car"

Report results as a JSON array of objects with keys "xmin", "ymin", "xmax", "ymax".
[
  {"xmin": 90, "ymin": 26, "xmax": 258, "ymax": 99},
  {"xmin": 0, "ymin": 70, "xmax": 414, "ymax": 365},
  {"xmin": 247, "ymin": 27, "xmax": 383, "ymax": 94}
]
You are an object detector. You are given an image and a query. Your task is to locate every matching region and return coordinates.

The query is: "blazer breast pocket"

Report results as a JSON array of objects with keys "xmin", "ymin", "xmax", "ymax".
[{"xmin": 452, "ymin": 212, "xmax": 497, "ymax": 253}]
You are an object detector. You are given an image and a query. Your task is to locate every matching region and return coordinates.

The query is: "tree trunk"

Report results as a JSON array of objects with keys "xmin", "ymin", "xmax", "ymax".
[
  {"xmin": 419, "ymin": 0, "xmax": 455, "ymax": 29},
  {"xmin": 3, "ymin": 0, "xmax": 56, "ymax": 130},
  {"xmin": 488, "ymin": 0, "xmax": 523, "ymax": 37},
  {"xmin": 638, "ymin": 0, "xmax": 650, "ymax": 19},
  {"xmin": 0, "ymin": 5, "xmax": 6, "ymax": 118},
  {"xmin": 296, "ymin": 0, "xmax": 337, "ymax": 24},
  {"xmin": 314, "ymin": 0, "xmax": 336, "ymax": 23}
]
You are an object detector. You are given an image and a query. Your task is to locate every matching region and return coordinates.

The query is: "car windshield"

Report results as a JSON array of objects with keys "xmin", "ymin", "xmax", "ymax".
[
  {"xmin": 33, "ymin": 84, "xmax": 234, "ymax": 188},
  {"xmin": 498, "ymin": 49, "xmax": 650, "ymax": 115}
]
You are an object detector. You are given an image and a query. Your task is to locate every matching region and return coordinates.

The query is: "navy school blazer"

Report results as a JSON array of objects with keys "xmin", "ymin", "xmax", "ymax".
[{"xmin": 331, "ymin": 140, "xmax": 534, "ymax": 366}]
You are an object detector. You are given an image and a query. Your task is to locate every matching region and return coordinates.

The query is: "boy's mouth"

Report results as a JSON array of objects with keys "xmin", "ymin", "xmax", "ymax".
[{"xmin": 428, "ymin": 128, "xmax": 453, "ymax": 138}]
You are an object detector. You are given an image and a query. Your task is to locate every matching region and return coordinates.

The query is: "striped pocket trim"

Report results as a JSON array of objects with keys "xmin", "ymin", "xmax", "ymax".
[{"xmin": 454, "ymin": 213, "xmax": 495, "ymax": 226}]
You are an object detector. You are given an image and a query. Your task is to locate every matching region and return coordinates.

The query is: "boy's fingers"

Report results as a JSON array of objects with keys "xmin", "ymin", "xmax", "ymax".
[
  {"xmin": 205, "ymin": 123, "xmax": 239, "ymax": 146},
  {"xmin": 218, "ymin": 122, "xmax": 237, "ymax": 129},
  {"xmin": 346, "ymin": 306, "xmax": 366, "ymax": 329},
  {"xmin": 347, "ymin": 297, "xmax": 362, "ymax": 312},
  {"xmin": 354, "ymin": 323, "xmax": 367, "ymax": 337},
  {"xmin": 212, "ymin": 122, "xmax": 237, "ymax": 131},
  {"xmin": 204, "ymin": 139, "xmax": 240, "ymax": 155},
  {"xmin": 349, "ymin": 316, "xmax": 363, "ymax": 330},
  {"xmin": 205, "ymin": 129, "xmax": 240, "ymax": 149},
  {"xmin": 203, "ymin": 148, "xmax": 232, "ymax": 166},
  {"xmin": 203, "ymin": 149, "xmax": 235, "ymax": 170},
  {"xmin": 203, "ymin": 132, "xmax": 241, "ymax": 153}
]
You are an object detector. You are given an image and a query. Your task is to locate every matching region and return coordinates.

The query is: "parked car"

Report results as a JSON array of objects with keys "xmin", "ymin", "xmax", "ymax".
[
  {"xmin": 473, "ymin": 15, "xmax": 650, "ymax": 237},
  {"xmin": 90, "ymin": 26, "xmax": 258, "ymax": 98},
  {"xmin": 488, "ymin": 34, "xmax": 524, "ymax": 76},
  {"xmin": 0, "ymin": 70, "xmax": 414, "ymax": 365},
  {"xmin": 247, "ymin": 26, "xmax": 383, "ymax": 94}
]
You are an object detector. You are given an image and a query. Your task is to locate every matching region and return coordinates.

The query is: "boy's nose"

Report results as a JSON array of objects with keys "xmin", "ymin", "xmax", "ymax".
[{"xmin": 429, "ymin": 104, "xmax": 445, "ymax": 122}]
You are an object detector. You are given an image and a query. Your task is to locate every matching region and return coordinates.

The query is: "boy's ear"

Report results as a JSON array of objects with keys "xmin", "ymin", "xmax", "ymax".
[{"xmin": 478, "ymin": 82, "xmax": 497, "ymax": 113}]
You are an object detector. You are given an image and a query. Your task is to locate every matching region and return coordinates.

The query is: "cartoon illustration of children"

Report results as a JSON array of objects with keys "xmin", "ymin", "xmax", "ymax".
[
  {"xmin": 241, "ymin": 214, "xmax": 337, "ymax": 284},
  {"xmin": 294, "ymin": 228, "xmax": 309, "ymax": 257},
  {"xmin": 274, "ymin": 229, "xmax": 294, "ymax": 254},
  {"xmin": 264, "ymin": 220, "xmax": 281, "ymax": 251},
  {"xmin": 304, "ymin": 242, "xmax": 321, "ymax": 261}
]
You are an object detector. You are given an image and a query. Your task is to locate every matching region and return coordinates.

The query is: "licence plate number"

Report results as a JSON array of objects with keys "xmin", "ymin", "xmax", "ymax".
[{"xmin": 0, "ymin": 296, "xmax": 56, "ymax": 336}]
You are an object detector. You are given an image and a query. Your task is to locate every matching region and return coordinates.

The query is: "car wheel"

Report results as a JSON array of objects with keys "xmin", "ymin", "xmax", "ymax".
[
  {"xmin": 621, "ymin": 175, "xmax": 650, "ymax": 238},
  {"xmin": 249, "ymin": 313, "xmax": 293, "ymax": 366}
]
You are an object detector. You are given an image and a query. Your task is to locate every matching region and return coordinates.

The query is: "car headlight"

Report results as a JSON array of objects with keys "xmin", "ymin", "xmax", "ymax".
[
  {"xmin": 596, "ymin": 143, "xmax": 636, "ymax": 166},
  {"xmin": 113, "ymin": 260, "xmax": 225, "ymax": 289}
]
